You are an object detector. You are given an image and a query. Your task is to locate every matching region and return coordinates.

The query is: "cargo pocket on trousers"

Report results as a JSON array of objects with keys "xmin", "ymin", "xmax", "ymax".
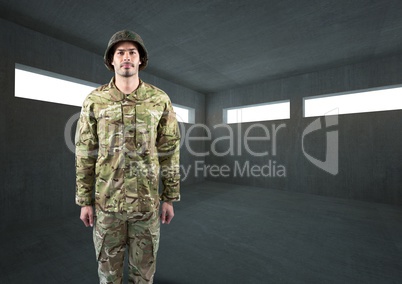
[
  {"xmin": 93, "ymin": 222, "xmax": 106, "ymax": 261},
  {"xmin": 148, "ymin": 219, "xmax": 160, "ymax": 259}
]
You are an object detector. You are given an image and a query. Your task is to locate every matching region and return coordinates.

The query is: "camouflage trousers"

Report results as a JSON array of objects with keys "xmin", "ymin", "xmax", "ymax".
[{"xmin": 93, "ymin": 209, "xmax": 160, "ymax": 284}]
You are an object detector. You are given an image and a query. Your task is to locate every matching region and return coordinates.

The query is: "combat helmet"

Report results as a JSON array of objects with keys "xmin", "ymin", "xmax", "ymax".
[{"xmin": 104, "ymin": 30, "xmax": 148, "ymax": 71}]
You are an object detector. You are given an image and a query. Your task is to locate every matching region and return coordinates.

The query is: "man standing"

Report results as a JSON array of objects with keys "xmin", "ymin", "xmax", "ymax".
[{"xmin": 75, "ymin": 30, "xmax": 181, "ymax": 283}]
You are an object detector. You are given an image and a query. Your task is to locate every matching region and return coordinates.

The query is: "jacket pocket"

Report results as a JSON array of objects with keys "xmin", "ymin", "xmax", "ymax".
[
  {"xmin": 98, "ymin": 104, "xmax": 123, "ymax": 155},
  {"xmin": 135, "ymin": 103, "xmax": 162, "ymax": 156}
]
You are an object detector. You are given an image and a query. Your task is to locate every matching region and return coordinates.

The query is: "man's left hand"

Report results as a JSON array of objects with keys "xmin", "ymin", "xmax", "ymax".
[{"xmin": 160, "ymin": 201, "xmax": 174, "ymax": 224}]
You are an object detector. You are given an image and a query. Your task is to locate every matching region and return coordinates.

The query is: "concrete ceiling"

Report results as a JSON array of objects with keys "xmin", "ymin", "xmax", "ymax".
[{"xmin": 1, "ymin": 0, "xmax": 402, "ymax": 94}]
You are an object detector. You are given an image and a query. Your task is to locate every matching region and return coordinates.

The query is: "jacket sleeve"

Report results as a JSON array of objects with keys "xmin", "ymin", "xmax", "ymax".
[
  {"xmin": 75, "ymin": 99, "xmax": 98, "ymax": 206},
  {"xmin": 157, "ymin": 99, "xmax": 181, "ymax": 202}
]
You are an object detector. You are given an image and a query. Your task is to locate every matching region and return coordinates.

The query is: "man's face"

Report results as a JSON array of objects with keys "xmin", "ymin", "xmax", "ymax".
[{"xmin": 111, "ymin": 41, "xmax": 142, "ymax": 78}]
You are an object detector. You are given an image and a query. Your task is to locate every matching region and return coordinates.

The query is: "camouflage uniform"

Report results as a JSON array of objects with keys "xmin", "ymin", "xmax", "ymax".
[{"xmin": 75, "ymin": 77, "xmax": 180, "ymax": 283}]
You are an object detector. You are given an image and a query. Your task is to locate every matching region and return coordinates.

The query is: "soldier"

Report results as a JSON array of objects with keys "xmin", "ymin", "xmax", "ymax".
[{"xmin": 75, "ymin": 30, "xmax": 181, "ymax": 284}]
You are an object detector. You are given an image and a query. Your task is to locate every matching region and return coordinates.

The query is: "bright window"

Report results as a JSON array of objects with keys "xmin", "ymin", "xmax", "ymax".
[
  {"xmin": 15, "ymin": 63, "xmax": 98, "ymax": 107},
  {"xmin": 16, "ymin": 64, "xmax": 196, "ymax": 123},
  {"xmin": 173, "ymin": 103, "xmax": 195, "ymax": 123},
  {"xmin": 304, "ymin": 85, "xmax": 402, "ymax": 117},
  {"xmin": 224, "ymin": 101, "xmax": 290, "ymax": 124}
]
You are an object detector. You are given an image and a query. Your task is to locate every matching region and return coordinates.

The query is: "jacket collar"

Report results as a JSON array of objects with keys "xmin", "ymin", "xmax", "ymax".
[{"xmin": 105, "ymin": 77, "xmax": 149, "ymax": 102}]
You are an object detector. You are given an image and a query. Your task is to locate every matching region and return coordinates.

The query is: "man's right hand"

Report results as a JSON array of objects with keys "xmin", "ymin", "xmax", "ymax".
[{"xmin": 80, "ymin": 206, "xmax": 94, "ymax": 227}]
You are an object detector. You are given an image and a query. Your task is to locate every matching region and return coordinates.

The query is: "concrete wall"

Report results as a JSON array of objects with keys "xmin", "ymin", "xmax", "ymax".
[
  {"xmin": 0, "ymin": 18, "xmax": 205, "ymax": 230},
  {"xmin": 2, "ymin": 13, "xmax": 402, "ymax": 234},
  {"xmin": 205, "ymin": 54, "xmax": 402, "ymax": 205}
]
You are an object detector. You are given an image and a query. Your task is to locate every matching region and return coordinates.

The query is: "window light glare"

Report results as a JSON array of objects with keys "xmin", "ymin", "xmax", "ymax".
[
  {"xmin": 15, "ymin": 64, "xmax": 97, "ymax": 107},
  {"xmin": 225, "ymin": 101, "xmax": 290, "ymax": 123},
  {"xmin": 15, "ymin": 64, "xmax": 195, "ymax": 123},
  {"xmin": 304, "ymin": 86, "xmax": 402, "ymax": 117},
  {"xmin": 173, "ymin": 103, "xmax": 195, "ymax": 124}
]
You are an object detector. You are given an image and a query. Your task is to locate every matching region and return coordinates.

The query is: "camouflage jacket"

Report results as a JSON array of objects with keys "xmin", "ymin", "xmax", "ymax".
[{"xmin": 75, "ymin": 78, "xmax": 180, "ymax": 213}]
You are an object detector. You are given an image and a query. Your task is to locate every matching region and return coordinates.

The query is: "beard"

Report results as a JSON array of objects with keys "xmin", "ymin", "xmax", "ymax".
[
  {"xmin": 117, "ymin": 69, "xmax": 138, "ymax": 78},
  {"xmin": 121, "ymin": 69, "xmax": 135, "ymax": 77},
  {"xmin": 117, "ymin": 64, "xmax": 137, "ymax": 78}
]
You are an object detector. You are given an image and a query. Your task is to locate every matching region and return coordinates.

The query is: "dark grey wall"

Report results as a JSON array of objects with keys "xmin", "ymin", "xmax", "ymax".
[
  {"xmin": 0, "ymin": 18, "xmax": 205, "ymax": 230},
  {"xmin": 205, "ymin": 54, "xmax": 402, "ymax": 205}
]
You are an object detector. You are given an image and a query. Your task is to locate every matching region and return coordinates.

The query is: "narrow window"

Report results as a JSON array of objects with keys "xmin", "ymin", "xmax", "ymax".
[
  {"xmin": 173, "ymin": 103, "xmax": 195, "ymax": 124},
  {"xmin": 15, "ymin": 63, "xmax": 98, "ymax": 107},
  {"xmin": 224, "ymin": 101, "xmax": 290, "ymax": 124},
  {"xmin": 304, "ymin": 85, "xmax": 402, "ymax": 117}
]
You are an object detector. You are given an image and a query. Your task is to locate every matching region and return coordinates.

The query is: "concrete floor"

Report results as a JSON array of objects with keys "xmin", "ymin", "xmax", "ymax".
[{"xmin": 1, "ymin": 181, "xmax": 402, "ymax": 283}]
